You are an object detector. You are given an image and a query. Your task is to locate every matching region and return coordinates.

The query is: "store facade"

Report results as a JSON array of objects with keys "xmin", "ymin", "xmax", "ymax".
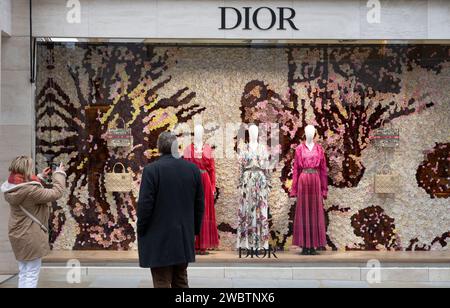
[{"xmin": 1, "ymin": 0, "xmax": 450, "ymax": 273}]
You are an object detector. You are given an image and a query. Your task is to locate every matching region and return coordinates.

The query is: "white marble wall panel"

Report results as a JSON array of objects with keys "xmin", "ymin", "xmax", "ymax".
[
  {"xmin": 28, "ymin": 0, "xmax": 450, "ymax": 40},
  {"xmin": 156, "ymin": 0, "xmax": 225, "ymax": 39},
  {"xmin": 32, "ymin": 0, "xmax": 89, "ymax": 38},
  {"xmin": 1, "ymin": 36, "xmax": 29, "ymax": 71},
  {"xmin": 293, "ymin": 0, "xmax": 361, "ymax": 39},
  {"xmin": 428, "ymin": 0, "xmax": 450, "ymax": 39},
  {"xmin": 88, "ymin": 0, "xmax": 156, "ymax": 38},
  {"xmin": 0, "ymin": 124, "xmax": 32, "ymax": 274},
  {"xmin": 1, "ymin": 70, "xmax": 32, "ymax": 125},
  {"xmin": 0, "ymin": 0, "xmax": 33, "ymax": 275},
  {"xmin": 0, "ymin": 0, "xmax": 12, "ymax": 35},
  {"xmin": 11, "ymin": 0, "xmax": 30, "ymax": 37},
  {"xmin": 360, "ymin": 0, "xmax": 429, "ymax": 40}
]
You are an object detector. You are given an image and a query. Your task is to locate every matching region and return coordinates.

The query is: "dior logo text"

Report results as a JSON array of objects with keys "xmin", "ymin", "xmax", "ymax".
[
  {"xmin": 219, "ymin": 7, "xmax": 300, "ymax": 31},
  {"xmin": 238, "ymin": 247, "xmax": 278, "ymax": 259}
]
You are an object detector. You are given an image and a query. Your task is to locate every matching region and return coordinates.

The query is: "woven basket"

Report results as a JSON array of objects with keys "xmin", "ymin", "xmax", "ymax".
[{"xmin": 105, "ymin": 163, "xmax": 133, "ymax": 193}]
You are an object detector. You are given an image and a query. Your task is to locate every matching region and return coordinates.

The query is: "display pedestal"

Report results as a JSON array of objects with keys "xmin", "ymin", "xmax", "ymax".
[{"xmin": 43, "ymin": 250, "xmax": 450, "ymax": 265}]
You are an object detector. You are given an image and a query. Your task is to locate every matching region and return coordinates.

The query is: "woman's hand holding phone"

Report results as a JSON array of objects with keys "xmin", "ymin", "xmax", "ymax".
[
  {"xmin": 42, "ymin": 167, "xmax": 52, "ymax": 177},
  {"xmin": 55, "ymin": 162, "xmax": 65, "ymax": 173}
]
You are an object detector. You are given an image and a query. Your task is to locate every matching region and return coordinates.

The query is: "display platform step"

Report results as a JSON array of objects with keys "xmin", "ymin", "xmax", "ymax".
[
  {"xmin": 43, "ymin": 250, "xmax": 450, "ymax": 265},
  {"xmin": 1, "ymin": 265, "xmax": 450, "ymax": 288},
  {"xmin": 28, "ymin": 250, "xmax": 449, "ymax": 288},
  {"xmin": 0, "ymin": 275, "xmax": 13, "ymax": 284}
]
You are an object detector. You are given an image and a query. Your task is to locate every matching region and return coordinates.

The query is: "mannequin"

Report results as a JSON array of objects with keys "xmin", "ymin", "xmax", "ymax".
[
  {"xmin": 194, "ymin": 125, "xmax": 204, "ymax": 157},
  {"xmin": 304, "ymin": 125, "xmax": 315, "ymax": 151},
  {"xmin": 248, "ymin": 124, "xmax": 259, "ymax": 153},
  {"xmin": 290, "ymin": 124, "xmax": 328, "ymax": 256},
  {"xmin": 237, "ymin": 124, "xmax": 271, "ymax": 250},
  {"xmin": 183, "ymin": 124, "xmax": 219, "ymax": 254}
]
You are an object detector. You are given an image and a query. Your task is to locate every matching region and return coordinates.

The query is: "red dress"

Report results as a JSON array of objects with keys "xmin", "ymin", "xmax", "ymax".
[
  {"xmin": 290, "ymin": 143, "xmax": 328, "ymax": 249},
  {"xmin": 183, "ymin": 144, "xmax": 219, "ymax": 250}
]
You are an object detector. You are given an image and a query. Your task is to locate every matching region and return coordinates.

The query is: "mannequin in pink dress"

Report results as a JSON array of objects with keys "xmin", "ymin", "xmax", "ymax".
[{"xmin": 290, "ymin": 125, "xmax": 328, "ymax": 255}]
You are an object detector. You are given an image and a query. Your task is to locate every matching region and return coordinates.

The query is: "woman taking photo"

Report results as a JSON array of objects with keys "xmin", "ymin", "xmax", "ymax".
[{"xmin": 1, "ymin": 156, "xmax": 66, "ymax": 288}]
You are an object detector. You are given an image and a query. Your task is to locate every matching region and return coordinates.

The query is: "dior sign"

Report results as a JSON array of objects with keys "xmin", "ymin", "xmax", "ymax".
[{"xmin": 219, "ymin": 7, "xmax": 300, "ymax": 31}]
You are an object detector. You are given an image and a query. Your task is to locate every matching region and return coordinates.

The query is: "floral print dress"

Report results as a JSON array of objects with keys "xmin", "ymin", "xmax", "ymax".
[{"xmin": 237, "ymin": 143, "xmax": 271, "ymax": 250}]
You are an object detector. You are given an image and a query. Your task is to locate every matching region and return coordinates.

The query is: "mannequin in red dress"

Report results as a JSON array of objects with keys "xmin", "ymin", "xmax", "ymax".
[
  {"xmin": 183, "ymin": 125, "xmax": 219, "ymax": 254},
  {"xmin": 290, "ymin": 125, "xmax": 328, "ymax": 255}
]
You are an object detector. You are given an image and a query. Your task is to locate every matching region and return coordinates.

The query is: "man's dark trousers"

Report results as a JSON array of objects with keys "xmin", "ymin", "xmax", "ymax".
[{"xmin": 151, "ymin": 264, "xmax": 189, "ymax": 288}]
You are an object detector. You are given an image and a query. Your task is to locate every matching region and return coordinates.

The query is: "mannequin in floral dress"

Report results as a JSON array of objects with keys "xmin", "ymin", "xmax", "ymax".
[
  {"xmin": 290, "ymin": 125, "xmax": 328, "ymax": 255},
  {"xmin": 183, "ymin": 125, "xmax": 219, "ymax": 255},
  {"xmin": 237, "ymin": 125, "xmax": 271, "ymax": 250}
]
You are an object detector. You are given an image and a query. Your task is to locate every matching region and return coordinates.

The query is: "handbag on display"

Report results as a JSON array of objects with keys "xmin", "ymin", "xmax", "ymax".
[
  {"xmin": 369, "ymin": 121, "xmax": 400, "ymax": 148},
  {"xmin": 105, "ymin": 163, "xmax": 133, "ymax": 193},
  {"xmin": 374, "ymin": 164, "xmax": 400, "ymax": 194},
  {"xmin": 106, "ymin": 118, "xmax": 133, "ymax": 148}
]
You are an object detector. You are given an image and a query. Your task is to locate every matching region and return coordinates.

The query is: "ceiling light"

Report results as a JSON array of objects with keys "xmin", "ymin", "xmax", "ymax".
[{"xmin": 50, "ymin": 38, "xmax": 79, "ymax": 43}]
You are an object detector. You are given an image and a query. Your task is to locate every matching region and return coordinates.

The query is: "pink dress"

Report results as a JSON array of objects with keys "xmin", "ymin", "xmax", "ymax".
[
  {"xmin": 183, "ymin": 144, "xmax": 219, "ymax": 251},
  {"xmin": 290, "ymin": 143, "xmax": 328, "ymax": 249}
]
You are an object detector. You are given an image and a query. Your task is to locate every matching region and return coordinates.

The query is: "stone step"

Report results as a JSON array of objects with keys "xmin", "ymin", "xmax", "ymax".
[
  {"xmin": 0, "ymin": 275, "xmax": 13, "ymax": 284},
  {"xmin": 43, "ymin": 250, "xmax": 450, "ymax": 265},
  {"xmin": 38, "ymin": 265, "xmax": 450, "ymax": 283},
  {"xmin": 2, "ymin": 266, "xmax": 450, "ymax": 288}
]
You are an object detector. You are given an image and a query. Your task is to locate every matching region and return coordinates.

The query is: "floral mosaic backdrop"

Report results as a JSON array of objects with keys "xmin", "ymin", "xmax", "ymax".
[{"xmin": 35, "ymin": 43, "xmax": 450, "ymax": 251}]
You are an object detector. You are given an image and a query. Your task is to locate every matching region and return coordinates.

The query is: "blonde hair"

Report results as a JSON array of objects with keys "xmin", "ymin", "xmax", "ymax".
[{"xmin": 9, "ymin": 156, "xmax": 34, "ymax": 181}]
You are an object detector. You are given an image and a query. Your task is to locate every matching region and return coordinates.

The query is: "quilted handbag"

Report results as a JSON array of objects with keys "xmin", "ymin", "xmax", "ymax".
[
  {"xmin": 106, "ymin": 118, "xmax": 133, "ymax": 148},
  {"xmin": 370, "ymin": 122, "xmax": 400, "ymax": 148},
  {"xmin": 374, "ymin": 164, "xmax": 399, "ymax": 194},
  {"xmin": 105, "ymin": 163, "xmax": 133, "ymax": 193}
]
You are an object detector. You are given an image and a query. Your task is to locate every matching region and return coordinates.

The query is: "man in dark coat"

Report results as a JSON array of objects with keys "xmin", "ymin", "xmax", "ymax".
[{"xmin": 137, "ymin": 132, "xmax": 205, "ymax": 288}]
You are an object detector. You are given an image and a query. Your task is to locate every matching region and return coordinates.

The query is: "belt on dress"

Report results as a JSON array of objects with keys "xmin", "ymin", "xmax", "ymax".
[
  {"xmin": 302, "ymin": 168, "xmax": 318, "ymax": 174},
  {"xmin": 243, "ymin": 167, "xmax": 265, "ymax": 172}
]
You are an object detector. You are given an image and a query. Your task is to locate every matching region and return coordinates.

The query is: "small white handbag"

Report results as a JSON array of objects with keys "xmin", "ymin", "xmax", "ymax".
[
  {"xmin": 374, "ymin": 164, "xmax": 399, "ymax": 194},
  {"xmin": 105, "ymin": 163, "xmax": 133, "ymax": 193}
]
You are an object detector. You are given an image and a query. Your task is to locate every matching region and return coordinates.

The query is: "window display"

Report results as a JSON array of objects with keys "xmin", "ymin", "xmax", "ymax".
[{"xmin": 34, "ymin": 43, "xmax": 450, "ymax": 252}]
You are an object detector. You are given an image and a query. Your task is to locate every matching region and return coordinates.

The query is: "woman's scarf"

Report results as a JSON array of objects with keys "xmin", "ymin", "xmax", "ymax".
[{"xmin": 8, "ymin": 173, "xmax": 42, "ymax": 185}]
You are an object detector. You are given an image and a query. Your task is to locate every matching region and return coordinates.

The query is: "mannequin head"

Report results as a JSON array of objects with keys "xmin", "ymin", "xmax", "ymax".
[
  {"xmin": 305, "ymin": 125, "xmax": 316, "ymax": 143},
  {"xmin": 194, "ymin": 124, "xmax": 204, "ymax": 145},
  {"xmin": 249, "ymin": 124, "xmax": 259, "ymax": 144}
]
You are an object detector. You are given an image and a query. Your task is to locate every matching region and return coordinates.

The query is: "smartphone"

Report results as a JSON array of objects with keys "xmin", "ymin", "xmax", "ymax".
[{"xmin": 49, "ymin": 162, "xmax": 59, "ymax": 171}]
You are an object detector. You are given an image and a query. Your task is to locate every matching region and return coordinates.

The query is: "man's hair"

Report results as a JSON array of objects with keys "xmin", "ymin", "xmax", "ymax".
[{"xmin": 157, "ymin": 131, "xmax": 178, "ymax": 155}]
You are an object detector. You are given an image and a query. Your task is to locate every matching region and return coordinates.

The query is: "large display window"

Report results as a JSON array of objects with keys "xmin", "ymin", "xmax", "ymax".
[{"xmin": 34, "ymin": 43, "xmax": 449, "ymax": 254}]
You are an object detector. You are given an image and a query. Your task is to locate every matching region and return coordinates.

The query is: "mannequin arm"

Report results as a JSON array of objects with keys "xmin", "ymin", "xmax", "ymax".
[
  {"xmin": 209, "ymin": 157, "xmax": 216, "ymax": 193},
  {"xmin": 204, "ymin": 145, "xmax": 216, "ymax": 193},
  {"xmin": 319, "ymin": 149, "xmax": 329, "ymax": 198},
  {"xmin": 194, "ymin": 168, "xmax": 205, "ymax": 235},
  {"xmin": 238, "ymin": 148, "xmax": 244, "ymax": 188},
  {"xmin": 290, "ymin": 148, "xmax": 301, "ymax": 197},
  {"xmin": 263, "ymin": 150, "xmax": 272, "ymax": 188}
]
